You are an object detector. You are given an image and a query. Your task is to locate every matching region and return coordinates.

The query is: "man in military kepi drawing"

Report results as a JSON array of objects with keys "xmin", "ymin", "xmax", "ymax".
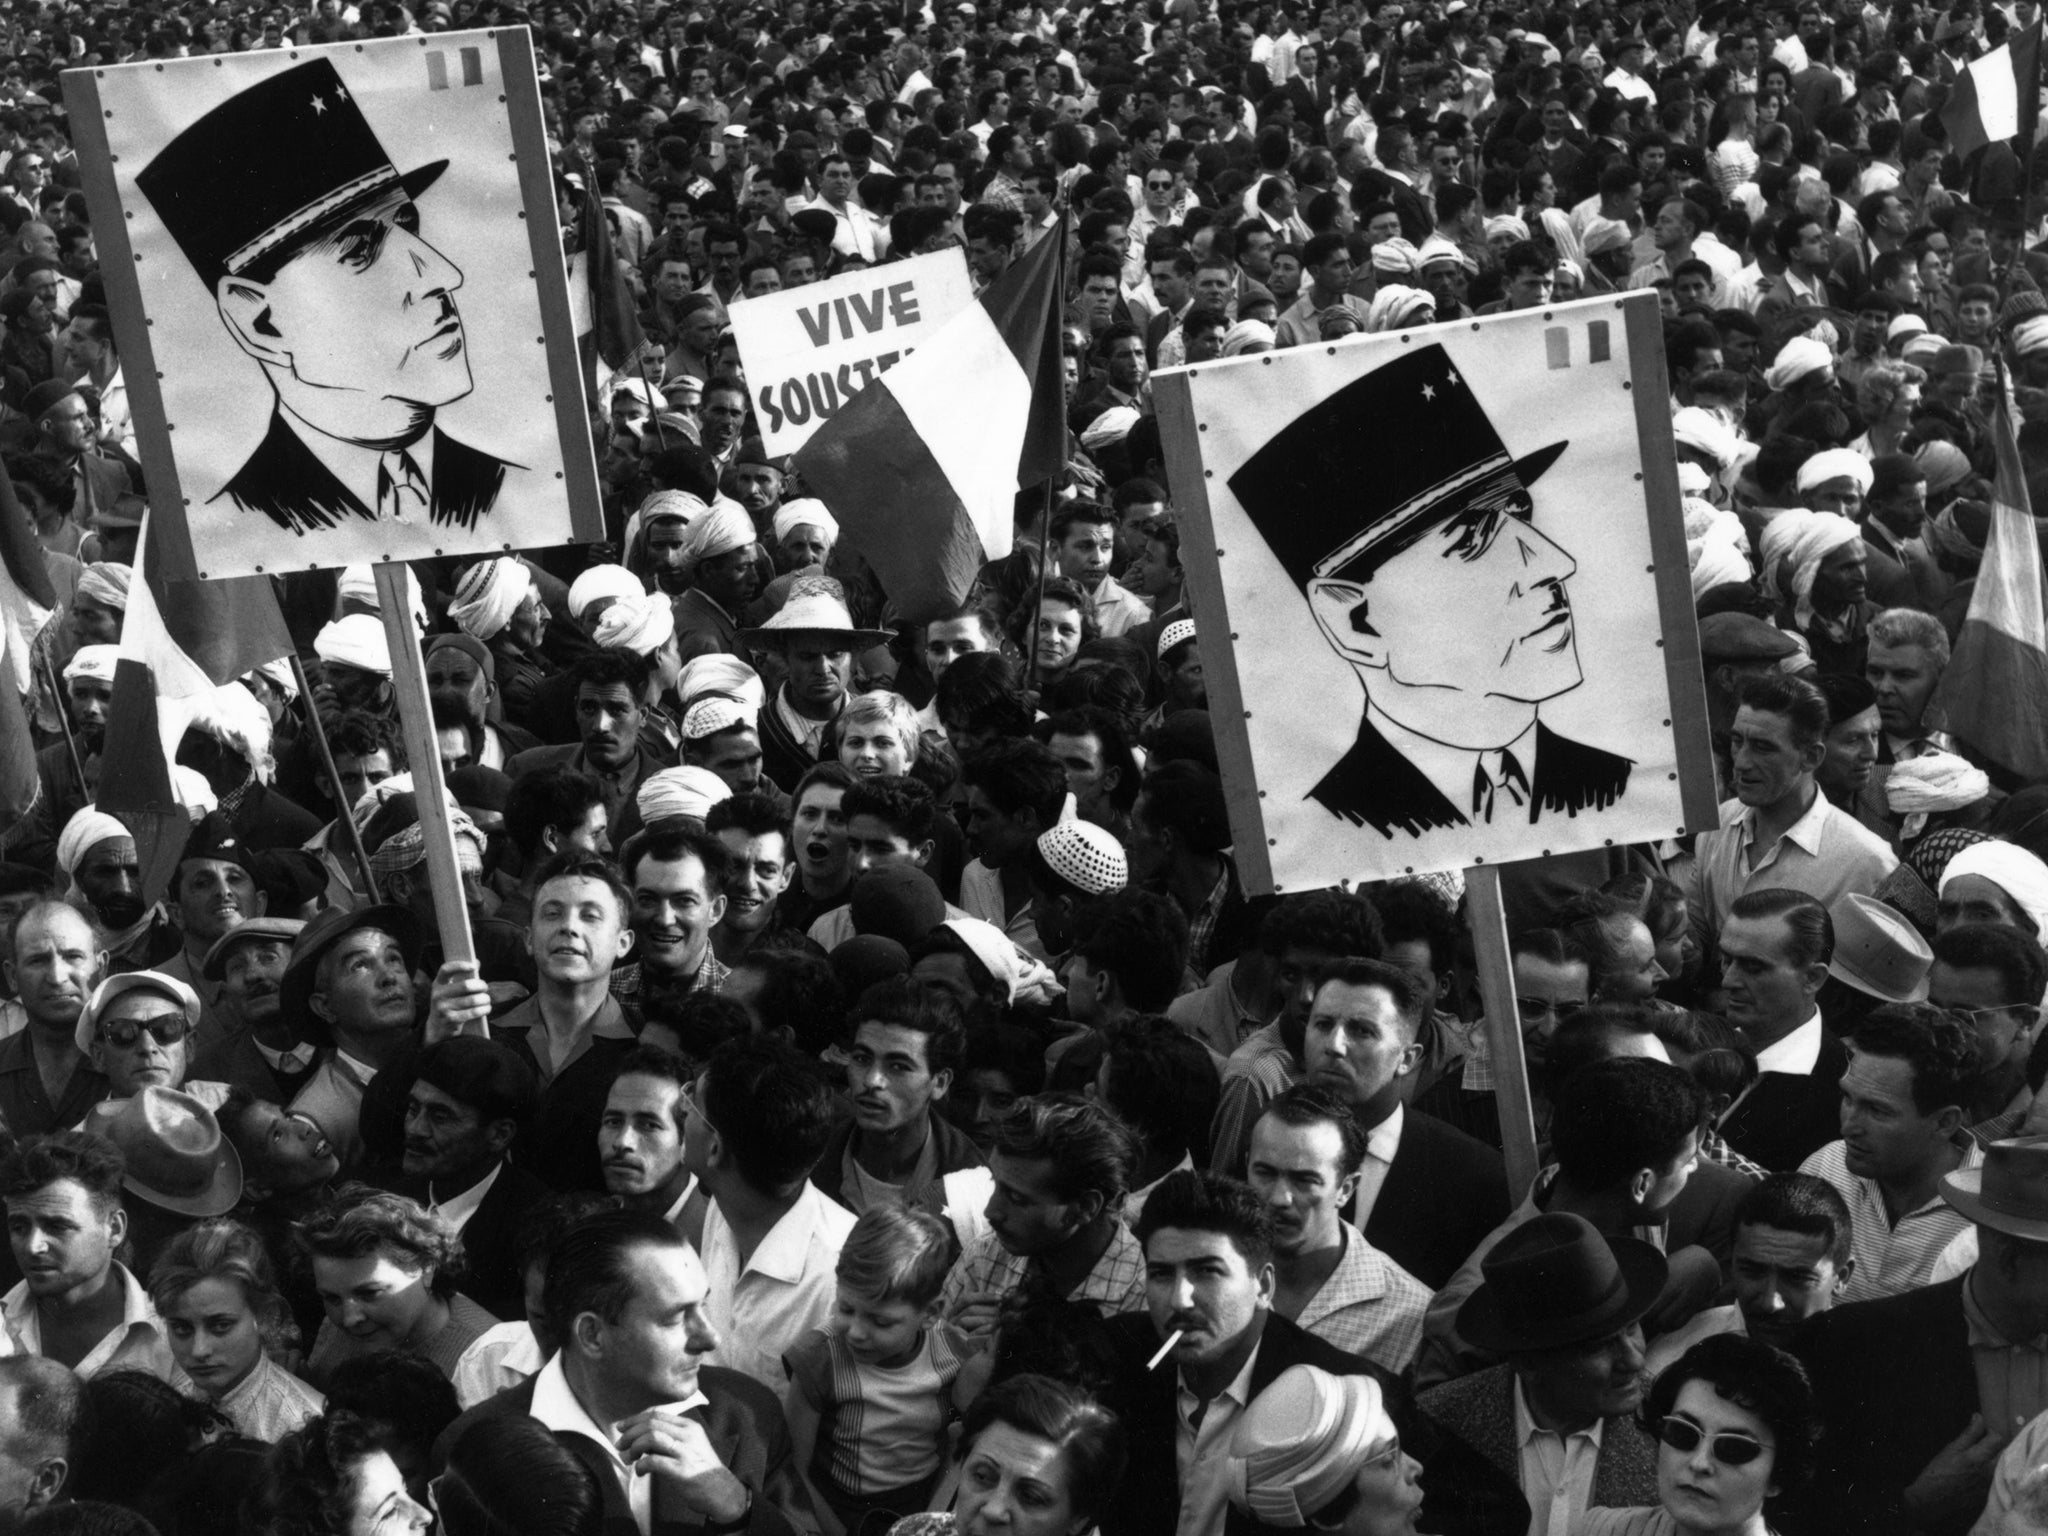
[
  {"xmin": 136, "ymin": 56, "xmax": 520, "ymax": 535},
  {"xmin": 1230, "ymin": 341, "xmax": 1631, "ymax": 839}
]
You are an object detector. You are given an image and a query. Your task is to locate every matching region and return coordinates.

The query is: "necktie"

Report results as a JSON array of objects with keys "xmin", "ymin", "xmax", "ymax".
[
  {"xmin": 377, "ymin": 449, "xmax": 429, "ymax": 521},
  {"xmin": 1471, "ymin": 747, "xmax": 1530, "ymax": 821}
]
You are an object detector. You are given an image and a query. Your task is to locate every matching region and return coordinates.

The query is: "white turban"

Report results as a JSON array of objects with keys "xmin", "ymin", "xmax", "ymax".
[
  {"xmin": 1672, "ymin": 406, "xmax": 1740, "ymax": 469},
  {"xmin": 1796, "ymin": 448, "xmax": 1876, "ymax": 496},
  {"xmin": 637, "ymin": 765, "xmax": 732, "ymax": 825},
  {"xmin": 939, "ymin": 917, "xmax": 1064, "ymax": 1007},
  {"xmin": 449, "ymin": 558, "xmax": 534, "ymax": 642},
  {"xmin": 1484, "ymin": 213, "xmax": 1529, "ymax": 242},
  {"xmin": 313, "ymin": 614, "xmax": 392, "ymax": 676},
  {"xmin": 1686, "ymin": 496, "xmax": 1753, "ymax": 600},
  {"xmin": 567, "ymin": 563, "xmax": 643, "ymax": 622},
  {"xmin": 1677, "ymin": 461, "xmax": 1712, "ymax": 494},
  {"xmin": 1887, "ymin": 751, "xmax": 1993, "ymax": 839},
  {"xmin": 1370, "ymin": 237, "xmax": 1418, "ymax": 274},
  {"xmin": 1416, "ymin": 234, "xmax": 1470, "ymax": 272},
  {"xmin": 677, "ymin": 498, "xmax": 756, "ymax": 569},
  {"xmin": 683, "ymin": 695, "xmax": 751, "ymax": 740},
  {"xmin": 56, "ymin": 807, "xmax": 127, "ymax": 878},
  {"xmin": 1759, "ymin": 509, "xmax": 1861, "ymax": 628},
  {"xmin": 62, "ymin": 645, "xmax": 118, "ymax": 685},
  {"xmin": 75, "ymin": 563, "xmax": 130, "ymax": 611},
  {"xmin": 1367, "ymin": 286, "xmax": 1433, "ymax": 332},
  {"xmin": 1228, "ymin": 1367, "xmax": 1400, "ymax": 1528},
  {"xmin": 772, "ymin": 500, "xmax": 839, "ymax": 550},
  {"xmin": 1764, "ymin": 335, "xmax": 1834, "ymax": 392},
  {"xmin": 1941, "ymin": 841, "xmax": 2048, "ymax": 943},
  {"xmin": 1220, "ymin": 320, "xmax": 1275, "ymax": 356},
  {"xmin": 2016, "ymin": 315, "xmax": 2048, "ymax": 359},
  {"xmin": 247, "ymin": 656, "xmax": 298, "ymax": 703},
  {"xmin": 677, "ymin": 654, "xmax": 765, "ymax": 716},
  {"xmin": 592, "ymin": 591, "xmax": 676, "ymax": 656},
  {"xmin": 1081, "ymin": 405, "xmax": 1142, "ymax": 447},
  {"xmin": 173, "ymin": 766, "xmax": 217, "ymax": 818},
  {"xmin": 337, "ymin": 563, "xmax": 426, "ymax": 632},
  {"xmin": 622, "ymin": 490, "xmax": 710, "ymax": 563}
]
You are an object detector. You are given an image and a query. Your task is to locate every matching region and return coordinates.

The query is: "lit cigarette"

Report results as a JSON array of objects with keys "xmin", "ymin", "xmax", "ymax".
[{"xmin": 1147, "ymin": 1330, "xmax": 1185, "ymax": 1371}]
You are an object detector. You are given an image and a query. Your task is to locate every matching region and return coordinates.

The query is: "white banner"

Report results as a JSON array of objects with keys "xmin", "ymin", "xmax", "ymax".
[{"xmin": 729, "ymin": 247, "xmax": 975, "ymax": 455}]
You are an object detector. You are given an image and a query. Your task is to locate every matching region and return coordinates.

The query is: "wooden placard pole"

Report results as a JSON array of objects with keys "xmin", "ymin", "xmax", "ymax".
[
  {"xmin": 373, "ymin": 563, "xmax": 475, "ymax": 969},
  {"xmin": 289, "ymin": 653, "xmax": 381, "ymax": 905},
  {"xmin": 1466, "ymin": 864, "xmax": 1540, "ymax": 1198}
]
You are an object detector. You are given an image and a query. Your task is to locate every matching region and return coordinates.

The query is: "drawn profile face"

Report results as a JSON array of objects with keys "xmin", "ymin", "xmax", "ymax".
[
  {"xmin": 1306, "ymin": 504, "xmax": 1584, "ymax": 706},
  {"xmin": 222, "ymin": 188, "xmax": 471, "ymax": 420}
]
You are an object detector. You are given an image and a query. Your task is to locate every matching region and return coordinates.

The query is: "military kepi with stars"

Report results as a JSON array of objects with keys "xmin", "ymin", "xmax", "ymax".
[
  {"xmin": 1228, "ymin": 340, "xmax": 1570, "ymax": 590},
  {"xmin": 136, "ymin": 57, "xmax": 449, "ymax": 292}
]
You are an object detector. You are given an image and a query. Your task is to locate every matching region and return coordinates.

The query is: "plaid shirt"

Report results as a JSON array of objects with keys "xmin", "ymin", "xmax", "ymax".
[
  {"xmin": 940, "ymin": 1223, "xmax": 1147, "ymax": 1318},
  {"xmin": 1295, "ymin": 1222, "xmax": 1432, "ymax": 1374},
  {"xmin": 1698, "ymin": 1130, "xmax": 1769, "ymax": 1182},
  {"xmin": 1799, "ymin": 1134, "xmax": 1983, "ymax": 1305},
  {"xmin": 610, "ymin": 950, "xmax": 730, "ymax": 1002}
]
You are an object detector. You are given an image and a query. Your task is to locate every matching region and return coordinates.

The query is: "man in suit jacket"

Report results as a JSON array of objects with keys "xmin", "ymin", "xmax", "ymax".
[
  {"xmin": 1227, "ymin": 341, "xmax": 1633, "ymax": 846},
  {"xmin": 1099, "ymin": 1169, "xmax": 1523, "ymax": 1536},
  {"xmin": 1418, "ymin": 1213, "xmax": 1666, "ymax": 1533},
  {"xmin": 505, "ymin": 651, "xmax": 676, "ymax": 839},
  {"xmin": 437, "ymin": 1209, "xmax": 809, "ymax": 1536}
]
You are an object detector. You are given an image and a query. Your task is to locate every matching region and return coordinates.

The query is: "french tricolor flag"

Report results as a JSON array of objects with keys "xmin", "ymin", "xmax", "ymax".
[{"xmin": 793, "ymin": 225, "xmax": 1068, "ymax": 623}]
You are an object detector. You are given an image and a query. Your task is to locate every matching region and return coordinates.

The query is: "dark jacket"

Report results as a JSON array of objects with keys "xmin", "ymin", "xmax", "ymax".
[
  {"xmin": 220, "ymin": 413, "xmax": 514, "ymax": 536},
  {"xmin": 1363, "ymin": 1108, "xmax": 1512, "ymax": 1290},
  {"xmin": 1417, "ymin": 1363, "xmax": 1660, "ymax": 1518},
  {"xmin": 1720, "ymin": 1030, "xmax": 1849, "ymax": 1173},
  {"xmin": 1785, "ymin": 1275, "xmax": 1976, "ymax": 1536},
  {"xmin": 808, "ymin": 1111, "xmax": 986, "ymax": 1227},
  {"xmin": 191, "ymin": 1025, "xmax": 318, "ymax": 1105},
  {"xmin": 386, "ymin": 1158, "xmax": 553, "ymax": 1322}
]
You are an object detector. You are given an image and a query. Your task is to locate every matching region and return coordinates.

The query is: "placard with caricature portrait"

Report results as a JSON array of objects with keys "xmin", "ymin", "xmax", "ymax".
[
  {"xmin": 1152, "ymin": 294, "xmax": 1720, "ymax": 894},
  {"xmin": 65, "ymin": 29, "xmax": 601, "ymax": 581}
]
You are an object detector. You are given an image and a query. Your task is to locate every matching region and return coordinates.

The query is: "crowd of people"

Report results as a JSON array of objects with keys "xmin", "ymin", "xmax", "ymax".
[{"xmin": 10, "ymin": 0, "xmax": 2048, "ymax": 1533}]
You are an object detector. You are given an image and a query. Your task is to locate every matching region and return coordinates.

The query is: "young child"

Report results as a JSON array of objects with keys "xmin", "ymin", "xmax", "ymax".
[{"xmin": 783, "ymin": 1203, "xmax": 976, "ymax": 1536}]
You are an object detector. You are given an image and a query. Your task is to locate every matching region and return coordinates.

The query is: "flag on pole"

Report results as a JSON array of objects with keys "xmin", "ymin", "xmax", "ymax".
[
  {"xmin": 1937, "ymin": 360, "xmax": 2048, "ymax": 781},
  {"xmin": 97, "ymin": 513, "xmax": 294, "ymax": 899},
  {"xmin": 1941, "ymin": 24, "xmax": 2042, "ymax": 161},
  {"xmin": 572, "ymin": 154, "xmax": 645, "ymax": 395},
  {"xmin": 0, "ymin": 481, "xmax": 53, "ymax": 831},
  {"xmin": 791, "ymin": 226, "xmax": 1067, "ymax": 623}
]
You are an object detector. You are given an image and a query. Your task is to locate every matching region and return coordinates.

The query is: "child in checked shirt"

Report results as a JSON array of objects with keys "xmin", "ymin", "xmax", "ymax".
[{"xmin": 783, "ymin": 1203, "xmax": 978, "ymax": 1536}]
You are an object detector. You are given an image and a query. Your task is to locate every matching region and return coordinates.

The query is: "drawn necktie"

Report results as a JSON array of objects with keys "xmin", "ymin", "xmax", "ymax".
[
  {"xmin": 1471, "ymin": 747, "xmax": 1530, "ymax": 822},
  {"xmin": 376, "ymin": 449, "xmax": 429, "ymax": 522}
]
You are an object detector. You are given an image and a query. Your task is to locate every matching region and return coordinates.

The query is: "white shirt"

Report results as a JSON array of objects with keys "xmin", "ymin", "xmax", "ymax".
[
  {"xmin": 425, "ymin": 1161, "xmax": 502, "ymax": 1235},
  {"xmin": 528, "ymin": 1354, "xmax": 707, "ymax": 1536},
  {"xmin": 699, "ymin": 1181, "xmax": 856, "ymax": 1390},
  {"xmin": 1352, "ymin": 1101, "xmax": 1404, "ymax": 1226},
  {"xmin": 0, "ymin": 1263, "xmax": 183, "ymax": 1383},
  {"xmin": 1174, "ymin": 1341, "xmax": 1260, "ymax": 1536},
  {"xmin": 1754, "ymin": 1012, "xmax": 1824, "ymax": 1076},
  {"xmin": 452, "ymin": 1321, "xmax": 545, "ymax": 1409},
  {"xmin": 1513, "ymin": 1375, "xmax": 1604, "ymax": 1536}
]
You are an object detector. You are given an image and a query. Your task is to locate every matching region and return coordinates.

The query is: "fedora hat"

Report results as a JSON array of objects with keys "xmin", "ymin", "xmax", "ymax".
[
  {"xmin": 736, "ymin": 574, "xmax": 893, "ymax": 650},
  {"xmin": 1943, "ymin": 1136, "xmax": 2048, "ymax": 1242},
  {"xmin": 74, "ymin": 971, "xmax": 200, "ymax": 1057},
  {"xmin": 280, "ymin": 902, "xmax": 422, "ymax": 1030},
  {"xmin": 1456, "ymin": 1211, "xmax": 1668, "ymax": 1354},
  {"xmin": 1827, "ymin": 892, "xmax": 1932, "ymax": 1003},
  {"xmin": 1228, "ymin": 340, "xmax": 1567, "ymax": 592},
  {"xmin": 135, "ymin": 57, "xmax": 448, "ymax": 292},
  {"xmin": 83, "ymin": 1087, "xmax": 243, "ymax": 1218}
]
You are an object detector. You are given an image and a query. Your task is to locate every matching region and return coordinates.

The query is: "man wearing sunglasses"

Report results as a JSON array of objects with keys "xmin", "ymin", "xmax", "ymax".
[
  {"xmin": 1418, "ymin": 1211, "xmax": 1664, "ymax": 1535},
  {"xmin": 70, "ymin": 971, "xmax": 229, "ymax": 1115}
]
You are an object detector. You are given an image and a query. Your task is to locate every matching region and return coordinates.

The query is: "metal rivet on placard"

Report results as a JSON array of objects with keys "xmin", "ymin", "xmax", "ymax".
[
  {"xmin": 1646, "ymin": 565, "xmax": 1654, "ymax": 573},
  {"xmin": 1204, "ymin": 470, "xmax": 1213, "ymax": 478},
  {"xmin": 555, "ymin": 471, "xmax": 564, "ymax": 479},
  {"xmin": 1541, "ymin": 849, "xmax": 1550, "ymax": 857},
  {"xmin": 1243, "ymin": 711, "xmax": 1251, "ymax": 719},
  {"xmin": 1473, "ymin": 854, "xmax": 1485, "ymax": 863},
  {"xmin": 1655, "ymin": 638, "xmax": 1664, "ymax": 647},
  {"xmin": 1258, "ymin": 790, "xmax": 1267, "ymax": 798},
  {"xmin": 1268, "ymin": 839, "xmax": 1277, "ymax": 846},
  {"xmin": 1262, "ymin": 356, "xmax": 1272, "ymax": 365},
  {"xmin": 1197, "ymin": 423, "xmax": 1206, "ymax": 431},
  {"xmin": 500, "ymin": 95, "xmax": 507, "ymax": 103},
  {"xmin": 1605, "ymin": 838, "xmax": 1615, "ymax": 846},
  {"xmin": 1663, "ymin": 719, "xmax": 1671, "ymax": 727},
  {"xmin": 1669, "ymin": 772, "xmax": 1678, "ymax": 781},
  {"xmin": 1634, "ymin": 472, "xmax": 1643, "ymax": 481},
  {"xmin": 1676, "ymin": 826, "xmax": 1686, "ymax": 836},
  {"xmin": 1622, "ymin": 380, "xmax": 1633, "ymax": 390}
]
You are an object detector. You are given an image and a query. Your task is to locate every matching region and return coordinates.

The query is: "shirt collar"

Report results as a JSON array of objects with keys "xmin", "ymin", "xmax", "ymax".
[
  {"xmin": 277, "ymin": 403, "xmax": 435, "ymax": 515},
  {"xmin": 334, "ymin": 1047, "xmax": 379, "ymax": 1084},
  {"xmin": 1754, "ymin": 1012, "xmax": 1824, "ymax": 1075},
  {"xmin": 736, "ymin": 1183, "xmax": 831, "ymax": 1285},
  {"xmin": 1366, "ymin": 1101, "xmax": 1405, "ymax": 1164},
  {"xmin": 1741, "ymin": 786, "xmax": 1832, "ymax": 855},
  {"xmin": 529, "ymin": 1354, "xmax": 709, "ymax": 1455},
  {"xmin": 1513, "ymin": 1374, "xmax": 1608, "ymax": 1447},
  {"xmin": 1176, "ymin": 1333, "xmax": 1262, "ymax": 1416},
  {"xmin": 427, "ymin": 1161, "xmax": 503, "ymax": 1232}
]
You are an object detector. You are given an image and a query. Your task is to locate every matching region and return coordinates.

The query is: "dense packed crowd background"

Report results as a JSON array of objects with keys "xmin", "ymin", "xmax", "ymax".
[{"xmin": 10, "ymin": 0, "xmax": 2048, "ymax": 1533}]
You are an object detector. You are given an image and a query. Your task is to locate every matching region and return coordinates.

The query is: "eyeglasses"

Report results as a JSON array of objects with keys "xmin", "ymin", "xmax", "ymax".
[
  {"xmin": 1146, "ymin": 179, "xmax": 1175, "ymax": 190},
  {"xmin": 97, "ymin": 1012, "xmax": 191, "ymax": 1049},
  {"xmin": 1655, "ymin": 1416, "xmax": 1770, "ymax": 1466}
]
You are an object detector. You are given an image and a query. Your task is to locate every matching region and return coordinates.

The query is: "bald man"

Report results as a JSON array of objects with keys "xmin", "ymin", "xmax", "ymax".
[{"xmin": 0, "ymin": 903, "xmax": 110, "ymax": 1138}]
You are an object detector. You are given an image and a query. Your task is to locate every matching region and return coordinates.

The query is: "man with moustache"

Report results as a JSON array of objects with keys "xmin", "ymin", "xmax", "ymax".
[
  {"xmin": 599, "ymin": 1045, "xmax": 699, "ymax": 1224},
  {"xmin": 194, "ymin": 917, "xmax": 316, "ymax": 1103}
]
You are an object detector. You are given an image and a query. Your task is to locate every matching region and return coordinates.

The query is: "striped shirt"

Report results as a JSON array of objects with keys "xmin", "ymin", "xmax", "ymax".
[
  {"xmin": 786, "ymin": 1324, "xmax": 969, "ymax": 1496},
  {"xmin": 1798, "ymin": 1134, "xmax": 1983, "ymax": 1304}
]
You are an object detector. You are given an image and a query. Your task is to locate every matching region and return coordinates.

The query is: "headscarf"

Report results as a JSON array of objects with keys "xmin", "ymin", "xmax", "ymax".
[
  {"xmin": 368, "ymin": 809, "xmax": 487, "ymax": 877},
  {"xmin": 449, "ymin": 557, "xmax": 534, "ymax": 642},
  {"xmin": 1940, "ymin": 841, "xmax": 2048, "ymax": 942},
  {"xmin": 1887, "ymin": 750, "xmax": 1993, "ymax": 840},
  {"xmin": 337, "ymin": 563, "xmax": 427, "ymax": 632},
  {"xmin": 676, "ymin": 498, "xmax": 756, "ymax": 569},
  {"xmin": 677, "ymin": 654, "xmax": 765, "ymax": 717},
  {"xmin": 1758, "ymin": 508, "xmax": 1861, "ymax": 628},
  {"xmin": 567, "ymin": 563, "xmax": 644, "ymax": 622},
  {"xmin": 1685, "ymin": 496, "xmax": 1752, "ymax": 601},
  {"xmin": 313, "ymin": 614, "xmax": 392, "ymax": 676},
  {"xmin": 772, "ymin": 499, "xmax": 839, "ymax": 551},
  {"xmin": 75, "ymin": 563, "xmax": 130, "ymax": 611},
  {"xmin": 1916, "ymin": 440, "xmax": 1972, "ymax": 495},
  {"xmin": 1222, "ymin": 320, "xmax": 1276, "ymax": 356},
  {"xmin": 1366, "ymin": 286, "xmax": 1434, "ymax": 331},
  {"xmin": 56, "ymin": 807, "xmax": 127, "ymax": 878},
  {"xmin": 1228, "ymin": 1367, "xmax": 1400, "ymax": 1528},
  {"xmin": 1369, "ymin": 237, "xmax": 1418, "ymax": 275},
  {"xmin": 682, "ymin": 695, "xmax": 752, "ymax": 740},
  {"xmin": 62, "ymin": 645, "xmax": 118, "ymax": 685},
  {"xmin": 1795, "ymin": 448, "xmax": 1875, "ymax": 496},
  {"xmin": 1924, "ymin": 502, "xmax": 1988, "ymax": 566},
  {"xmin": 622, "ymin": 489, "xmax": 710, "ymax": 563},
  {"xmin": 591, "ymin": 590, "xmax": 677, "ymax": 656},
  {"xmin": 1672, "ymin": 406, "xmax": 1740, "ymax": 469},
  {"xmin": 1483, "ymin": 213, "xmax": 1529, "ymax": 242},
  {"xmin": 247, "ymin": 657, "xmax": 298, "ymax": 703},
  {"xmin": 1906, "ymin": 826, "xmax": 1991, "ymax": 891},
  {"xmin": 1764, "ymin": 335, "xmax": 1833, "ymax": 392},
  {"xmin": 637, "ymin": 765, "xmax": 732, "ymax": 825}
]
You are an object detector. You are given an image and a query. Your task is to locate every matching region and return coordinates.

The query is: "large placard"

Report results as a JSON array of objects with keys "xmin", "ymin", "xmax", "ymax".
[
  {"xmin": 66, "ymin": 30, "xmax": 602, "ymax": 581},
  {"xmin": 1153, "ymin": 293, "xmax": 1719, "ymax": 893},
  {"xmin": 728, "ymin": 247, "xmax": 974, "ymax": 456}
]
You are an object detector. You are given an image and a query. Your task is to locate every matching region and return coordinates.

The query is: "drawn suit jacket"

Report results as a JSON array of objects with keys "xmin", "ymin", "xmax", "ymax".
[
  {"xmin": 218, "ymin": 410, "xmax": 512, "ymax": 535},
  {"xmin": 1311, "ymin": 716, "xmax": 1633, "ymax": 839}
]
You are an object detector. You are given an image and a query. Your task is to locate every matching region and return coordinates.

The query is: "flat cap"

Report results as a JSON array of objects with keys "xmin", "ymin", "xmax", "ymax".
[{"xmin": 1698, "ymin": 611, "xmax": 1801, "ymax": 661}]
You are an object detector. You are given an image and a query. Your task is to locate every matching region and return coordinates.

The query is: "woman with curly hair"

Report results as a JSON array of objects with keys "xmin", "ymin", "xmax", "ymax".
[
  {"xmin": 1850, "ymin": 360, "xmax": 1927, "ymax": 458},
  {"xmin": 151, "ymin": 1217, "xmax": 325, "ymax": 1442},
  {"xmin": 243, "ymin": 1410, "xmax": 431, "ymax": 1536},
  {"xmin": 295, "ymin": 1186, "xmax": 495, "ymax": 1387}
]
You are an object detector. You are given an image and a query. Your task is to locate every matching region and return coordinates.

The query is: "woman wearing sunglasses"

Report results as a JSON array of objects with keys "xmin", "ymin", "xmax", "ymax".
[{"xmin": 1580, "ymin": 1335, "xmax": 1819, "ymax": 1536}]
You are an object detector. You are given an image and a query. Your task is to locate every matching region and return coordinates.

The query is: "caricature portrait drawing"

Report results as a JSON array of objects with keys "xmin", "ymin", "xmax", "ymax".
[
  {"xmin": 1228, "ymin": 342, "xmax": 1633, "ymax": 839},
  {"xmin": 133, "ymin": 56, "xmax": 521, "ymax": 535}
]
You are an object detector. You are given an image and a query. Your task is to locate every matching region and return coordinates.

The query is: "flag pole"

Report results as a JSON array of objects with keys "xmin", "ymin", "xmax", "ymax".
[
  {"xmin": 290, "ymin": 652, "xmax": 381, "ymax": 905},
  {"xmin": 37, "ymin": 646, "xmax": 88, "ymax": 802},
  {"xmin": 1024, "ymin": 206, "xmax": 1070, "ymax": 697}
]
